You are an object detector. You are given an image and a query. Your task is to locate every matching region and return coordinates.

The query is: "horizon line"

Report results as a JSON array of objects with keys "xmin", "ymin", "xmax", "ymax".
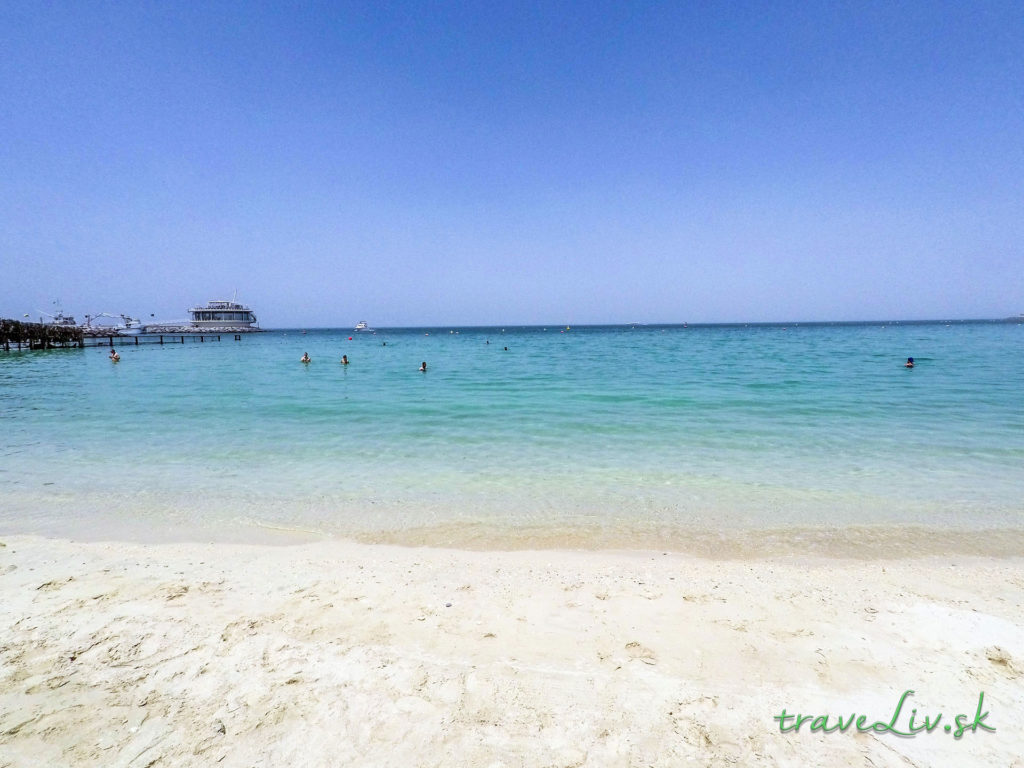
[{"xmin": 270, "ymin": 317, "xmax": 1022, "ymax": 330}]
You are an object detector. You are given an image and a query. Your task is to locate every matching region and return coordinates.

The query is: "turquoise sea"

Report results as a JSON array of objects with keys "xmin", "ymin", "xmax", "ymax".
[{"xmin": 2, "ymin": 322, "xmax": 1023, "ymax": 555}]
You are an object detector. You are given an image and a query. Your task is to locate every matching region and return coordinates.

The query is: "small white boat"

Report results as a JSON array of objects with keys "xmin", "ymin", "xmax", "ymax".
[
  {"xmin": 354, "ymin": 320, "xmax": 372, "ymax": 332},
  {"xmin": 82, "ymin": 313, "xmax": 144, "ymax": 336}
]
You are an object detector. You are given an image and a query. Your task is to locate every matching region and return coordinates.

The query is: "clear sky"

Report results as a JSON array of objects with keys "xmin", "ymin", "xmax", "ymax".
[{"xmin": 1, "ymin": 1, "xmax": 1021, "ymax": 327}]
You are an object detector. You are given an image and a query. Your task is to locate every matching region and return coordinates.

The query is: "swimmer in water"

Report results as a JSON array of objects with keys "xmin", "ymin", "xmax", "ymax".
[
  {"xmin": 301, "ymin": 352, "xmax": 311, "ymax": 363},
  {"xmin": 109, "ymin": 349, "xmax": 120, "ymax": 362},
  {"xmin": 905, "ymin": 357, "xmax": 914, "ymax": 368},
  {"xmin": 341, "ymin": 355, "xmax": 349, "ymax": 365},
  {"xmin": 419, "ymin": 361, "xmax": 427, "ymax": 372}
]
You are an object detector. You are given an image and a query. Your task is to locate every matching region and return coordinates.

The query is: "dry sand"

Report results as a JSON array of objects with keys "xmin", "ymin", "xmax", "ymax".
[{"xmin": 1, "ymin": 535, "xmax": 1022, "ymax": 767}]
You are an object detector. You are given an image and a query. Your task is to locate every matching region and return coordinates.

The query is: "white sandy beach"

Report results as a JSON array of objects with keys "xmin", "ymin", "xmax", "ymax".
[{"xmin": 1, "ymin": 535, "xmax": 1022, "ymax": 767}]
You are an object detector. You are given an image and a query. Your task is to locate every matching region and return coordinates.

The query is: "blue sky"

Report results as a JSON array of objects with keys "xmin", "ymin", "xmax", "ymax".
[{"xmin": 1, "ymin": 1, "xmax": 1021, "ymax": 326}]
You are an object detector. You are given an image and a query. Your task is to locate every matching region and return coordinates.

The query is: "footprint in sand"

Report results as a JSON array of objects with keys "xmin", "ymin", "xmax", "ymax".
[
  {"xmin": 985, "ymin": 646, "xmax": 1021, "ymax": 679},
  {"xmin": 35, "ymin": 577, "xmax": 74, "ymax": 591},
  {"xmin": 625, "ymin": 641, "xmax": 657, "ymax": 665}
]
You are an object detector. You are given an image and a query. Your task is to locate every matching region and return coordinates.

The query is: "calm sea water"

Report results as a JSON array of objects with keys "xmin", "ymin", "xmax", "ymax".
[{"xmin": 2, "ymin": 322, "xmax": 1023, "ymax": 554}]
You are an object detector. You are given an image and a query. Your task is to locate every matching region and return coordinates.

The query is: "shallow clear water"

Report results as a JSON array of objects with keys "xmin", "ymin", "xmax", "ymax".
[{"xmin": 2, "ymin": 322, "xmax": 1023, "ymax": 553}]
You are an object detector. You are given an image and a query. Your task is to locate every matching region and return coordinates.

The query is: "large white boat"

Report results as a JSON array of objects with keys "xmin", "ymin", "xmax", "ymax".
[
  {"xmin": 144, "ymin": 299, "xmax": 263, "ymax": 333},
  {"xmin": 37, "ymin": 301, "xmax": 78, "ymax": 327},
  {"xmin": 188, "ymin": 299, "xmax": 260, "ymax": 330},
  {"xmin": 354, "ymin": 320, "xmax": 373, "ymax": 332},
  {"xmin": 38, "ymin": 310, "xmax": 79, "ymax": 327}
]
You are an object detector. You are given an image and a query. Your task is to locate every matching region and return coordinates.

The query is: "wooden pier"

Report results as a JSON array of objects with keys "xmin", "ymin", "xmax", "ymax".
[
  {"xmin": 81, "ymin": 333, "xmax": 231, "ymax": 347},
  {"xmin": 1, "ymin": 319, "xmax": 83, "ymax": 350},
  {"xmin": 2, "ymin": 318, "xmax": 246, "ymax": 352}
]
